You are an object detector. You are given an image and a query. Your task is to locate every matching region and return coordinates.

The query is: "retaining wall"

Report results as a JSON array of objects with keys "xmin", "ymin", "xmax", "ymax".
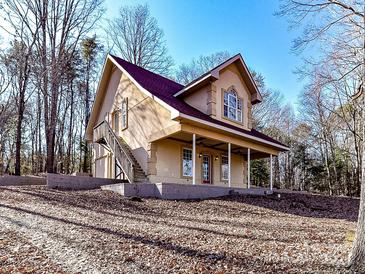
[
  {"xmin": 101, "ymin": 182, "xmax": 272, "ymax": 200},
  {"xmin": 0, "ymin": 175, "xmax": 46, "ymax": 186},
  {"xmin": 47, "ymin": 174, "xmax": 124, "ymax": 190}
]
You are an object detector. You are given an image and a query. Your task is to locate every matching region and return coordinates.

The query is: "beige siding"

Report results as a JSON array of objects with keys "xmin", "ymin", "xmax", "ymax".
[
  {"xmin": 182, "ymin": 63, "xmax": 253, "ymax": 131},
  {"xmin": 184, "ymin": 85, "xmax": 209, "ymax": 114},
  {"xmin": 94, "ymin": 143, "xmax": 112, "ymax": 178},
  {"xmin": 114, "ymin": 73, "xmax": 178, "ymax": 173},
  {"xmin": 215, "ymin": 64, "xmax": 252, "ymax": 130},
  {"xmin": 93, "ymin": 69, "xmax": 178, "ymax": 176},
  {"xmin": 97, "ymin": 68, "xmax": 122, "ymax": 125}
]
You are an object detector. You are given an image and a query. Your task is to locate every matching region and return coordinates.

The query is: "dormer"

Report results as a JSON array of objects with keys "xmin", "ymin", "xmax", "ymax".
[{"xmin": 174, "ymin": 54, "xmax": 262, "ymax": 130}]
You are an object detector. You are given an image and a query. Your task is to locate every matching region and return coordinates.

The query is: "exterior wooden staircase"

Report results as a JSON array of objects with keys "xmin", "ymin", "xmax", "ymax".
[{"xmin": 93, "ymin": 120, "xmax": 148, "ymax": 184}]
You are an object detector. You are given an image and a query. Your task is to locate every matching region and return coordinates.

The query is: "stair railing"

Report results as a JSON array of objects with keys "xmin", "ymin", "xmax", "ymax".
[{"xmin": 93, "ymin": 120, "xmax": 134, "ymax": 183}]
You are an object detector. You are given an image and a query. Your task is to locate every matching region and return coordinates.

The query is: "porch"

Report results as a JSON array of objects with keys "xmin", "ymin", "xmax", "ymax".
[{"xmin": 148, "ymin": 122, "xmax": 283, "ymax": 190}]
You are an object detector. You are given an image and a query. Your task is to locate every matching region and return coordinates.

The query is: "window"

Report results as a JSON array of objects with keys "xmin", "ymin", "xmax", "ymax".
[
  {"xmin": 182, "ymin": 148, "xmax": 193, "ymax": 177},
  {"xmin": 112, "ymin": 110, "xmax": 120, "ymax": 132},
  {"xmin": 121, "ymin": 98, "xmax": 128, "ymax": 129},
  {"xmin": 223, "ymin": 89, "xmax": 243, "ymax": 123},
  {"xmin": 202, "ymin": 154, "xmax": 211, "ymax": 184},
  {"xmin": 221, "ymin": 155, "xmax": 229, "ymax": 181}
]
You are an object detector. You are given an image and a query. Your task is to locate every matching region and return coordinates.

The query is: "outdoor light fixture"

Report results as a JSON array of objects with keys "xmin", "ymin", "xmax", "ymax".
[
  {"xmin": 214, "ymin": 155, "xmax": 219, "ymax": 161},
  {"xmin": 198, "ymin": 153, "xmax": 203, "ymax": 158}
]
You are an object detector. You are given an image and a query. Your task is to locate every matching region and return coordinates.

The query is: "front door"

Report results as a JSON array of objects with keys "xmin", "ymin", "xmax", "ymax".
[{"xmin": 202, "ymin": 154, "xmax": 212, "ymax": 184}]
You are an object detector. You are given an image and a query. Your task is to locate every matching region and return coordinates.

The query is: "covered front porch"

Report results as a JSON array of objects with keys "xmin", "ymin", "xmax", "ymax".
[{"xmin": 148, "ymin": 122, "xmax": 283, "ymax": 190}]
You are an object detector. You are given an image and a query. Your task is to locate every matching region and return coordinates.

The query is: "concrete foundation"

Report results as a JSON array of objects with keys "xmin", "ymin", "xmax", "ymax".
[
  {"xmin": 101, "ymin": 182, "xmax": 272, "ymax": 200},
  {"xmin": 47, "ymin": 174, "xmax": 124, "ymax": 190},
  {"xmin": 0, "ymin": 175, "xmax": 46, "ymax": 186}
]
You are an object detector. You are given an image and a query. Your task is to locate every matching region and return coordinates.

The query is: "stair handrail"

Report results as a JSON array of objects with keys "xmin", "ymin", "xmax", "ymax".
[{"xmin": 93, "ymin": 120, "xmax": 134, "ymax": 183}]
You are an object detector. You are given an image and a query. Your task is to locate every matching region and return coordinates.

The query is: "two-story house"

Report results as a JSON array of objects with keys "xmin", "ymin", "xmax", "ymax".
[{"xmin": 86, "ymin": 54, "xmax": 288, "ymax": 190}]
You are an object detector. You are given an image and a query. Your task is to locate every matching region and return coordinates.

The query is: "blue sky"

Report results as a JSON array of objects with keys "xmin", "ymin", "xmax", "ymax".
[{"xmin": 104, "ymin": 0, "xmax": 307, "ymax": 109}]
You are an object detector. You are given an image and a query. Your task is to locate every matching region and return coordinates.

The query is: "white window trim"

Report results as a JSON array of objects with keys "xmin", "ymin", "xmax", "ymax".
[
  {"xmin": 112, "ymin": 109, "xmax": 121, "ymax": 133},
  {"xmin": 121, "ymin": 98, "xmax": 128, "ymax": 130},
  {"xmin": 182, "ymin": 147, "xmax": 193, "ymax": 178},
  {"xmin": 223, "ymin": 89, "xmax": 243, "ymax": 123},
  {"xmin": 221, "ymin": 155, "xmax": 229, "ymax": 181}
]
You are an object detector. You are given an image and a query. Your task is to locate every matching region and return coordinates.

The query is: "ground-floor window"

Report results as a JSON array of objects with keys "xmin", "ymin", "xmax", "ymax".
[
  {"xmin": 221, "ymin": 155, "xmax": 229, "ymax": 181},
  {"xmin": 182, "ymin": 148, "xmax": 193, "ymax": 177},
  {"xmin": 202, "ymin": 154, "xmax": 211, "ymax": 184}
]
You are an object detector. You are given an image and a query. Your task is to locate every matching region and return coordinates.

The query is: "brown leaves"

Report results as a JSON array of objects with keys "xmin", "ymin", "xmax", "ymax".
[{"xmin": 0, "ymin": 186, "xmax": 357, "ymax": 273}]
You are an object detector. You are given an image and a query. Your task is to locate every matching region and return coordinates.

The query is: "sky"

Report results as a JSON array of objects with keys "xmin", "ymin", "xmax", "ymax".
[
  {"xmin": 104, "ymin": 0, "xmax": 308, "ymax": 110},
  {"xmin": 0, "ymin": 0, "xmax": 307, "ymax": 110}
]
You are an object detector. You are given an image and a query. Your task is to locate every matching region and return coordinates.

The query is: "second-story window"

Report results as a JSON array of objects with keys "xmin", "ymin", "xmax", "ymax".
[
  {"xmin": 121, "ymin": 98, "xmax": 128, "ymax": 130},
  {"xmin": 223, "ymin": 89, "xmax": 242, "ymax": 123},
  {"xmin": 112, "ymin": 110, "xmax": 120, "ymax": 132}
]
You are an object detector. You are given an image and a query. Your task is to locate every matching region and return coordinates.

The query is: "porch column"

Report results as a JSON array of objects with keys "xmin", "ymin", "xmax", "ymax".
[
  {"xmin": 192, "ymin": 134, "xmax": 196, "ymax": 185},
  {"xmin": 228, "ymin": 142, "xmax": 231, "ymax": 187},
  {"xmin": 270, "ymin": 154, "xmax": 273, "ymax": 191},
  {"xmin": 247, "ymin": 148, "xmax": 250, "ymax": 189}
]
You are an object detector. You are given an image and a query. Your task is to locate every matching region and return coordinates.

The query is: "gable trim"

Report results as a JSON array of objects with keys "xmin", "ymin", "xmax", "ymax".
[
  {"xmin": 174, "ymin": 74, "xmax": 215, "ymax": 97},
  {"xmin": 174, "ymin": 54, "xmax": 262, "ymax": 103},
  {"xmin": 86, "ymin": 55, "xmax": 113, "ymax": 141}
]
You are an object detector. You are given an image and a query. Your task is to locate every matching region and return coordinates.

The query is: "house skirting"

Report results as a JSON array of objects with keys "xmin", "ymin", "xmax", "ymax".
[{"xmin": 101, "ymin": 182, "xmax": 273, "ymax": 200}]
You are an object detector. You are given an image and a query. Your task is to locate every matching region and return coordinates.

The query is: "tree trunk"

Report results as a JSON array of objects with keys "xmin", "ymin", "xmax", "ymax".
[
  {"xmin": 15, "ymin": 60, "xmax": 30, "ymax": 176},
  {"xmin": 14, "ymin": 95, "xmax": 25, "ymax": 175},
  {"xmin": 348, "ymin": 12, "xmax": 365, "ymax": 271},
  {"xmin": 83, "ymin": 60, "xmax": 91, "ymax": 173},
  {"xmin": 349, "ymin": 159, "xmax": 365, "ymax": 271},
  {"xmin": 66, "ymin": 82, "xmax": 74, "ymax": 174}
]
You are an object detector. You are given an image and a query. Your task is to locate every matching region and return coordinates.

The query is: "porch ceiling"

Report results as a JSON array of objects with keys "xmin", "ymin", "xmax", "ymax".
[{"xmin": 166, "ymin": 132, "xmax": 270, "ymax": 160}]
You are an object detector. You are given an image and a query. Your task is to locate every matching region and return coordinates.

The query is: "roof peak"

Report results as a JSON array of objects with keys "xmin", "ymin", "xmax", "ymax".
[{"xmin": 108, "ymin": 54, "xmax": 184, "ymax": 88}]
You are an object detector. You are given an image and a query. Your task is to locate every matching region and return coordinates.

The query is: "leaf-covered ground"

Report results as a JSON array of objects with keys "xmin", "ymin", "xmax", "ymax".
[{"xmin": 0, "ymin": 186, "xmax": 358, "ymax": 273}]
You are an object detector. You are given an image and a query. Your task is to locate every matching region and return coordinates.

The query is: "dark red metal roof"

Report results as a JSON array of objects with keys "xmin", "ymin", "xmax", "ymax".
[{"xmin": 110, "ymin": 55, "xmax": 288, "ymax": 149}]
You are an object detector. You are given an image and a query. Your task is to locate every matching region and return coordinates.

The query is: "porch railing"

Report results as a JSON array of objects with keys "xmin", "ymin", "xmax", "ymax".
[{"xmin": 93, "ymin": 120, "xmax": 134, "ymax": 183}]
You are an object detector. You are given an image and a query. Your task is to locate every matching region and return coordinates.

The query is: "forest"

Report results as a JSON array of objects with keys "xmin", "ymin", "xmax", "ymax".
[{"xmin": 0, "ymin": 0, "xmax": 363, "ymax": 199}]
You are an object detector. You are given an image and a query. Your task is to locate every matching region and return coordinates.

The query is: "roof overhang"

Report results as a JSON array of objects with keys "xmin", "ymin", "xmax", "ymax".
[
  {"xmin": 174, "ymin": 54, "xmax": 263, "ymax": 105},
  {"xmin": 86, "ymin": 55, "xmax": 113, "ymax": 141},
  {"xmin": 171, "ymin": 112, "xmax": 289, "ymax": 152}
]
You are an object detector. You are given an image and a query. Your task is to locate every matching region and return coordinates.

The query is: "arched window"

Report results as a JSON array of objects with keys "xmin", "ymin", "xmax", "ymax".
[{"xmin": 223, "ymin": 88, "xmax": 242, "ymax": 122}]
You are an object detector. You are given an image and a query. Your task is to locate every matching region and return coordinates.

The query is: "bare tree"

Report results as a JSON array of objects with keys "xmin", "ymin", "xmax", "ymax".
[
  {"xmin": 278, "ymin": 0, "xmax": 365, "ymax": 270},
  {"xmin": 0, "ymin": 0, "xmax": 106, "ymax": 176},
  {"xmin": 175, "ymin": 51, "xmax": 231, "ymax": 84},
  {"xmin": 80, "ymin": 36, "xmax": 102, "ymax": 173},
  {"xmin": 106, "ymin": 4, "xmax": 173, "ymax": 75},
  {"xmin": 0, "ymin": 1, "xmax": 41, "ymax": 175}
]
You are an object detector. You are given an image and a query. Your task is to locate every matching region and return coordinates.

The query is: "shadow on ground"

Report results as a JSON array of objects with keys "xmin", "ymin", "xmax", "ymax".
[{"xmin": 216, "ymin": 191, "xmax": 359, "ymax": 222}]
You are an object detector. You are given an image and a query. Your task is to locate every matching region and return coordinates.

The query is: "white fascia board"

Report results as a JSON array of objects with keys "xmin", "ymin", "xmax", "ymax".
[
  {"xmin": 177, "ymin": 113, "xmax": 289, "ymax": 151},
  {"xmin": 86, "ymin": 54, "xmax": 111, "ymax": 139},
  {"xmin": 108, "ymin": 55, "xmax": 180, "ymax": 119},
  {"xmin": 173, "ymin": 74, "xmax": 212, "ymax": 97}
]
